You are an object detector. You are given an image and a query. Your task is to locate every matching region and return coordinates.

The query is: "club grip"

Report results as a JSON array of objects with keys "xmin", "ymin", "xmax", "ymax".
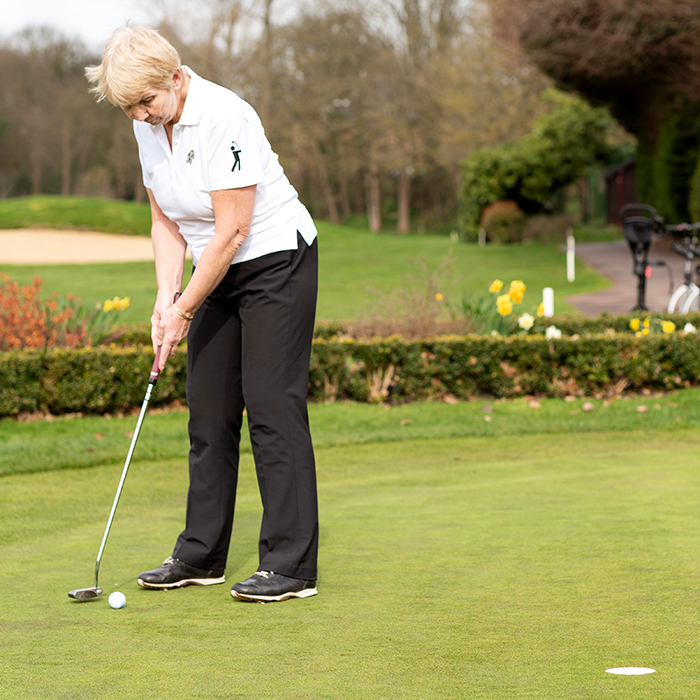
[
  {"xmin": 149, "ymin": 346, "xmax": 162, "ymax": 384},
  {"xmin": 149, "ymin": 292, "xmax": 182, "ymax": 385}
]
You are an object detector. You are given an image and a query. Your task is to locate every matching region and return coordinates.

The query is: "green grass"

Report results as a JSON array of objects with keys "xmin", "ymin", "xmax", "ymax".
[
  {"xmin": 0, "ymin": 195, "xmax": 152, "ymax": 236},
  {"xmin": 0, "ymin": 199, "xmax": 610, "ymax": 321},
  {"xmin": 2, "ymin": 420, "xmax": 700, "ymax": 698},
  {"xmin": 2, "ymin": 389, "xmax": 700, "ymax": 478}
]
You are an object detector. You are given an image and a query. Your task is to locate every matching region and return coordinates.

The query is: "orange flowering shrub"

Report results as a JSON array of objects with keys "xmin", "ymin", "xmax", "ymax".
[{"xmin": 0, "ymin": 274, "xmax": 127, "ymax": 350}]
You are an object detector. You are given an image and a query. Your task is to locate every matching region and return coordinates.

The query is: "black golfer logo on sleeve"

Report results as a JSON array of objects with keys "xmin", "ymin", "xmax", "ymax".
[{"xmin": 230, "ymin": 141, "xmax": 241, "ymax": 172}]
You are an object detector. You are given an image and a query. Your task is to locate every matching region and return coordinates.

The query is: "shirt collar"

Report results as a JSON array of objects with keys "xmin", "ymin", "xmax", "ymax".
[{"xmin": 176, "ymin": 66, "xmax": 202, "ymax": 127}]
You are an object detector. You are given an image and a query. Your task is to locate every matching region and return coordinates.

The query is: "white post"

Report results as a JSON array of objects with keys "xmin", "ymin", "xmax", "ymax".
[
  {"xmin": 478, "ymin": 228, "xmax": 486, "ymax": 247},
  {"xmin": 566, "ymin": 227, "xmax": 575, "ymax": 282},
  {"xmin": 543, "ymin": 287, "xmax": 554, "ymax": 317}
]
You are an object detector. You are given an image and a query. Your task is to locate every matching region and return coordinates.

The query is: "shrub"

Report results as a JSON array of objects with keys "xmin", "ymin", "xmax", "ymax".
[
  {"xmin": 343, "ymin": 254, "xmax": 474, "ymax": 339},
  {"xmin": 460, "ymin": 89, "xmax": 627, "ymax": 237},
  {"xmin": 480, "ymin": 201, "xmax": 526, "ymax": 243},
  {"xmin": 0, "ymin": 346, "xmax": 186, "ymax": 417},
  {"xmin": 0, "ymin": 274, "xmax": 130, "ymax": 350},
  {"xmin": 689, "ymin": 149, "xmax": 700, "ymax": 224},
  {"xmin": 522, "ymin": 214, "xmax": 576, "ymax": 243},
  {"xmin": 636, "ymin": 102, "xmax": 700, "ymax": 225},
  {"xmin": 6, "ymin": 320, "xmax": 700, "ymax": 416}
]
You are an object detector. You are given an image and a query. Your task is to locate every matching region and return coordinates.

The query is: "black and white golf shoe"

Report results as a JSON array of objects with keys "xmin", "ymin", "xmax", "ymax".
[
  {"xmin": 231, "ymin": 570, "xmax": 317, "ymax": 602},
  {"xmin": 138, "ymin": 556, "xmax": 225, "ymax": 589}
]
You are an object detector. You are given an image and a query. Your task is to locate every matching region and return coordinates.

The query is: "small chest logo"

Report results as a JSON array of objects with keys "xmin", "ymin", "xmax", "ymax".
[
  {"xmin": 230, "ymin": 141, "xmax": 241, "ymax": 172},
  {"xmin": 186, "ymin": 150, "xmax": 195, "ymax": 164}
]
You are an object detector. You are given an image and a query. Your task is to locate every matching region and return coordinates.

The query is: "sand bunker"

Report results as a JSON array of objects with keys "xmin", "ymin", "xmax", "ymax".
[{"xmin": 0, "ymin": 229, "xmax": 156, "ymax": 265}]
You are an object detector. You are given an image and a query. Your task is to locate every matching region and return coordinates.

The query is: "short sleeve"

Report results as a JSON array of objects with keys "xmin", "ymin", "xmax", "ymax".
[{"xmin": 206, "ymin": 116, "xmax": 265, "ymax": 191}]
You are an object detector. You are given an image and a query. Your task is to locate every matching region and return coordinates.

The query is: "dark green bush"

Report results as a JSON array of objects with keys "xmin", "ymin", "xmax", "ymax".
[
  {"xmin": 460, "ymin": 89, "xmax": 627, "ymax": 237},
  {"xmin": 636, "ymin": 101, "xmax": 700, "ymax": 225},
  {"xmin": 0, "ymin": 346, "xmax": 186, "ymax": 417},
  {"xmin": 689, "ymin": 150, "xmax": 700, "ymax": 224},
  {"xmin": 4, "ymin": 321, "xmax": 700, "ymax": 416}
]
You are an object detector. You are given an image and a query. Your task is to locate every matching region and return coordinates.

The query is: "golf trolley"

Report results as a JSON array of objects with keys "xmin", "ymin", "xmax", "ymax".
[
  {"xmin": 666, "ymin": 222, "xmax": 700, "ymax": 313},
  {"xmin": 619, "ymin": 204, "xmax": 672, "ymax": 311}
]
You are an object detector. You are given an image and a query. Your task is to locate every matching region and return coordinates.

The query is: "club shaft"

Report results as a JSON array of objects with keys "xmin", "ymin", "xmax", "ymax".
[{"xmin": 93, "ymin": 382, "xmax": 154, "ymax": 588}]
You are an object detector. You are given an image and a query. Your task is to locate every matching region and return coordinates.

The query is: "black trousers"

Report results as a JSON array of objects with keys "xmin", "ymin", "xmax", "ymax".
[{"xmin": 172, "ymin": 233, "xmax": 319, "ymax": 580}]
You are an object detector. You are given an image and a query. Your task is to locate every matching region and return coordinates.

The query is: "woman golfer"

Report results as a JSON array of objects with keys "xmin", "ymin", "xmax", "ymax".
[{"xmin": 86, "ymin": 26, "xmax": 319, "ymax": 603}]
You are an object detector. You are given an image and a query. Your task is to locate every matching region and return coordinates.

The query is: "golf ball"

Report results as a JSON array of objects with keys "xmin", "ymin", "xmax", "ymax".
[{"xmin": 108, "ymin": 591, "xmax": 126, "ymax": 609}]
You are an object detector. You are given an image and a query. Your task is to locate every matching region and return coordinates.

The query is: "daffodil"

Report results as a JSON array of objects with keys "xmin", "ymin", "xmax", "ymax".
[
  {"xmin": 661, "ymin": 320, "xmax": 676, "ymax": 334},
  {"xmin": 496, "ymin": 294, "xmax": 513, "ymax": 316},
  {"xmin": 537, "ymin": 302, "xmax": 545, "ymax": 318},
  {"xmin": 545, "ymin": 325, "xmax": 562, "ymax": 340},
  {"xmin": 489, "ymin": 279, "xmax": 503, "ymax": 294},
  {"xmin": 435, "ymin": 293, "xmax": 443, "ymax": 302},
  {"xmin": 643, "ymin": 318, "xmax": 650, "ymax": 329},
  {"xmin": 518, "ymin": 312, "xmax": 534, "ymax": 330},
  {"xmin": 119, "ymin": 296, "xmax": 130, "ymax": 309},
  {"xmin": 629, "ymin": 318, "xmax": 640, "ymax": 331},
  {"xmin": 684, "ymin": 322, "xmax": 697, "ymax": 333},
  {"xmin": 103, "ymin": 299, "xmax": 114, "ymax": 311},
  {"xmin": 508, "ymin": 280, "xmax": 526, "ymax": 304}
]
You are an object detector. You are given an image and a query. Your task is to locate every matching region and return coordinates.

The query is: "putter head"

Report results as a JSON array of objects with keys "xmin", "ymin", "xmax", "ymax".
[{"xmin": 68, "ymin": 587, "xmax": 103, "ymax": 600}]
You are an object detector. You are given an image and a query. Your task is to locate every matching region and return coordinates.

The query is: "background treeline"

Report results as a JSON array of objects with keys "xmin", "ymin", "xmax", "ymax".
[
  {"xmin": 1, "ymin": 0, "xmax": 698, "ymax": 232},
  {"xmin": 492, "ymin": 0, "xmax": 700, "ymax": 225},
  {"xmin": 0, "ymin": 0, "xmax": 553, "ymax": 233}
]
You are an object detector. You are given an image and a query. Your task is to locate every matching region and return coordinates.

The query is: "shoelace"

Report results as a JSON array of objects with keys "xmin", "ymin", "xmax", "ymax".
[
  {"xmin": 162, "ymin": 556, "xmax": 177, "ymax": 566},
  {"xmin": 255, "ymin": 570, "xmax": 274, "ymax": 578}
]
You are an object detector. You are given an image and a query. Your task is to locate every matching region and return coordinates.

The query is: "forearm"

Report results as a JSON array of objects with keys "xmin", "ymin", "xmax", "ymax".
[
  {"xmin": 175, "ymin": 186, "xmax": 256, "ymax": 317},
  {"xmin": 152, "ymin": 216, "xmax": 187, "ymax": 299},
  {"xmin": 173, "ymin": 227, "xmax": 249, "ymax": 317},
  {"xmin": 150, "ymin": 185, "xmax": 256, "ymax": 369}
]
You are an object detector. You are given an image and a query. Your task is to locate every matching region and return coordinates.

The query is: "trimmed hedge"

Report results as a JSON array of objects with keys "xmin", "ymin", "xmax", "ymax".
[
  {"xmin": 310, "ymin": 333, "xmax": 700, "ymax": 403},
  {"xmin": 3, "ymin": 330, "xmax": 700, "ymax": 416},
  {"xmin": 0, "ymin": 346, "xmax": 186, "ymax": 417}
]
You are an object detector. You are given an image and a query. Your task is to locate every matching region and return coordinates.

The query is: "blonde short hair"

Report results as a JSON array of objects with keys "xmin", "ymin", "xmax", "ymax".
[{"xmin": 85, "ymin": 26, "xmax": 181, "ymax": 106}]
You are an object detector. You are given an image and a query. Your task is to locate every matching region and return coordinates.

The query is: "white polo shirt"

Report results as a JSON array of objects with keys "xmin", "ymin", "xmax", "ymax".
[{"xmin": 133, "ymin": 67, "xmax": 316, "ymax": 266}]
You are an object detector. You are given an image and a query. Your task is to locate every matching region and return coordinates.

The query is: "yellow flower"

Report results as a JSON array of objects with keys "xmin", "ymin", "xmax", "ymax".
[
  {"xmin": 641, "ymin": 328, "xmax": 650, "ymax": 335},
  {"xmin": 119, "ymin": 296, "xmax": 131, "ymax": 309},
  {"xmin": 537, "ymin": 302, "xmax": 545, "ymax": 318},
  {"xmin": 435, "ymin": 293, "xmax": 444, "ymax": 301},
  {"xmin": 508, "ymin": 280, "xmax": 526, "ymax": 304},
  {"xmin": 496, "ymin": 294, "xmax": 513, "ymax": 316},
  {"xmin": 489, "ymin": 279, "xmax": 503, "ymax": 294},
  {"xmin": 661, "ymin": 320, "xmax": 676, "ymax": 334},
  {"xmin": 643, "ymin": 318, "xmax": 650, "ymax": 328},
  {"xmin": 103, "ymin": 299, "xmax": 114, "ymax": 311},
  {"xmin": 629, "ymin": 318, "xmax": 640, "ymax": 331}
]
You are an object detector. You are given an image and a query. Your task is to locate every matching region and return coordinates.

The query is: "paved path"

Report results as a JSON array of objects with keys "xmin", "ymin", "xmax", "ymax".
[{"xmin": 567, "ymin": 238, "xmax": 685, "ymax": 316}]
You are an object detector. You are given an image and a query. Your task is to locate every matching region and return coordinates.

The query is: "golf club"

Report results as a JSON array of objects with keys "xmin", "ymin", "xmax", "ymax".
[{"xmin": 68, "ymin": 316, "xmax": 177, "ymax": 600}]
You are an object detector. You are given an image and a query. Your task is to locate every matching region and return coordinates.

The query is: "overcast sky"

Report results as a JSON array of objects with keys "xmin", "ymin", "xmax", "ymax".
[{"xmin": 2, "ymin": 0, "xmax": 151, "ymax": 51}]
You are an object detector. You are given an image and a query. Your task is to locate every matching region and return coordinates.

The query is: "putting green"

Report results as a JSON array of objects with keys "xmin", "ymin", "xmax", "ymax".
[{"xmin": 1, "ymin": 432, "xmax": 700, "ymax": 698}]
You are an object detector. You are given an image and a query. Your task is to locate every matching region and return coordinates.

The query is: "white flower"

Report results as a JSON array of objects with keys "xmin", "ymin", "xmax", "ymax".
[
  {"xmin": 518, "ymin": 313, "xmax": 534, "ymax": 330},
  {"xmin": 545, "ymin": 325, "xmax": 562, "ymax": 340},
  {"xmin": 683, "ymin": 322, "xmax": 697, "ymax": 333}
]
